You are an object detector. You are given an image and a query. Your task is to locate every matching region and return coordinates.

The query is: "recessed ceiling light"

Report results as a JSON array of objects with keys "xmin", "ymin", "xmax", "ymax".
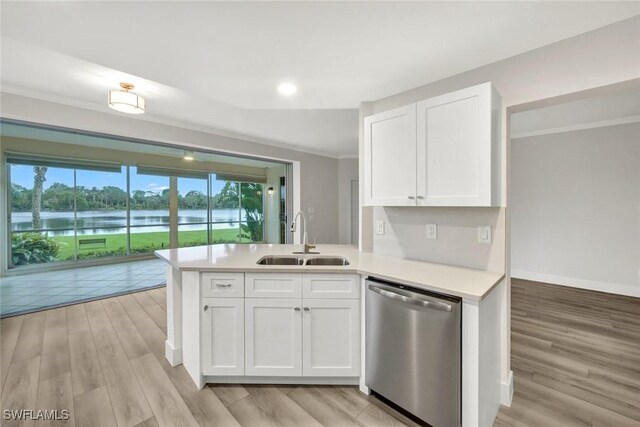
[
  {"xmin": 108, "ymin": 82, "xmax": 145, "ymax": 114},
  {"xmin": 277, "ymin": 82, "xmax": 297, "ymax": 96}
]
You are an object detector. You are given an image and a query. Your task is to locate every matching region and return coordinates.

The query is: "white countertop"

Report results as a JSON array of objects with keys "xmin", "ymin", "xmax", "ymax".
[{"xmin": 155, "ymin": 244, "xmax": 504, "ymax": 301}]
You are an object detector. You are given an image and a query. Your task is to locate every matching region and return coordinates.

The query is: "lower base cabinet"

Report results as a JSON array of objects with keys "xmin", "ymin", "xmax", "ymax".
[
  {"xmin": 302, "ymin": 299, "xmax": 360, "ymax": 377},
  {"xmin": 201, "ymin": 297, "xmax": 244, "ymax": 376},
  {"xmin": 245, "ymin": 298, "xmax": 303, "ymax": 376},
  {"xmin": 201, "ymin": 274, "xmax": 360, "ymax": 379}
]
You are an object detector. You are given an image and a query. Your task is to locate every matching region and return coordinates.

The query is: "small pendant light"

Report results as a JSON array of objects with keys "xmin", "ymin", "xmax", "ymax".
[{"xmin": 108, "ymin": 82, "xmax": 145, "ymax": 114}]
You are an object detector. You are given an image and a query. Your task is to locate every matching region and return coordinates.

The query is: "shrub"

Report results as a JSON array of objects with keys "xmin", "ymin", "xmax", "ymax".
[{"xmin": 11, "ymin": 233, "xmax": 60, "ymax": 266}]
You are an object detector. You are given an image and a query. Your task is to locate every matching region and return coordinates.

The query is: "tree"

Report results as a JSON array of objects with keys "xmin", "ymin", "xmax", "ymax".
[
  {"xmin": 32, "ymin": 166, "xmax": 47, "ymax": 229},
  {"xmin": 240, "ymin": 183, "xmax": 264, "ymax": 242}
]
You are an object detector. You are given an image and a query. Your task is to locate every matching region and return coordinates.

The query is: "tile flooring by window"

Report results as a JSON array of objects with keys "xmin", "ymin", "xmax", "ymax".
[{"xmin": 0, "ymin": 259, "xmax": 165, "ymax": 318}]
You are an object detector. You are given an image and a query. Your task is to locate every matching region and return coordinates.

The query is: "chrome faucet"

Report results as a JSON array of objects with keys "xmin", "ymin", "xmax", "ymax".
[{"xmin": 290, "ymin": 211, "xmax": 316, "ymax": 253}]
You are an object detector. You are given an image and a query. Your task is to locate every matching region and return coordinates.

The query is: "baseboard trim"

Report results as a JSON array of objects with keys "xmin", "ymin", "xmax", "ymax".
[
  {"xmin": 500, "ymin": 370, "xmax": 514, "ymax": 407},
  {"xmin": 511, "ymin": 270, "xmax": 639, "ymax": 298},
  {"xmin": 165, "ymin": 341, "xmax": 183, "ymax": 366}
]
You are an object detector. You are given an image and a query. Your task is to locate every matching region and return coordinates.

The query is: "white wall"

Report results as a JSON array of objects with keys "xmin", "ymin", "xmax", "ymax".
[
  {"xmin": 511, "ymin": 123, "xmax": 640, "ymax": 297},
  {"xmin": 374, "ymin": 207, "xmax": 505, "ymax": 272},
  {"xmin": 0, "ymin": 93, "xmax": 342, "ymax": 247},
  {"xmin": 338, "ymin": 158, "xmax": 359, "ymax": 244}
]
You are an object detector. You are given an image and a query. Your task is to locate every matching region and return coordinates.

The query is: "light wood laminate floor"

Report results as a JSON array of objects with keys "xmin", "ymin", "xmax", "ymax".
[
  {"xmin": 0, "ymin": 287, "xmax": 422, "ymax": 427},
  {"xmin": 2, "ymin": 280, "xmax": 638, "ymax": 426},
  {"xmin": 495, "ymin": 279, "xmax": 640, "ymax": 427}
]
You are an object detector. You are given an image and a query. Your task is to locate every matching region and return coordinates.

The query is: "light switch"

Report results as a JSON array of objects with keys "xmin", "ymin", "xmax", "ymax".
[
  {"xmin": 478, "ymin": 226, "xmax": 492, "ymax": 244},
  {"xmin": 426, "ymin": 224, "xmax": 437, "ymax": 240},
  {"xmin": 375, "ymin": 220, "xmax": 385, "ymax": 235}
]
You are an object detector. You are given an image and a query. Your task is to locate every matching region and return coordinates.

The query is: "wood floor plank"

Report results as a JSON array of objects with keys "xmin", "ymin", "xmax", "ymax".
[
  {"xmin": 129, "ymin": 353, "xmax": 198, "ymax": 427},
  {"xmin": 36, "ymin": 372, "xmax": 75, "ymax": 427},
  {"xmin": 11, "ymin": 311, "xmax": 45, "ymax": 361},
  {"xmin": 101, "ymin": 298, "xmax": 150, "ymax": 360},
  {"xmin": 131, "ymin": 292, "xmax": 166, "ymax": 333},
  {"xmin": 0, "ymin": 356, "xmax": 41, "ymax": 427},
  {"xmin": 357, "ymin": 404, "xmax": 408, "ymax": 427},
  {"xmin": 74, "ymin": 386, "xmax": 117, "ymax": 427},
  {"xmin": 242, "ymin": 386, "xmax": 323, "ymax": 427},
  {"xmin": 0, "ymin": 315, "xmax": 23, "ymax": 391},
  {"xmin": 147, "ymin": 289, "xmax": 166, "ymax": 308},
  {"xmin": 211, "ymin": 385, "xmax": 250, "ymax": 408},
  {"xmin": 68, "ymin": 330, "xmax": 105, "ymax": 396},
  {"xmin": 65, "ymin": 304, "xmax": 90, "ymax": 335},
  {"xmin": 85, "ymin": 300, "xmax": 153, "ymax": 427},
  {"xmin": 40, "ymin": 308, "xmax": 71, "ymax": 381},
  {"xmin": 288, "ymin": 386, "xmax": 365, "ymax": 426}
]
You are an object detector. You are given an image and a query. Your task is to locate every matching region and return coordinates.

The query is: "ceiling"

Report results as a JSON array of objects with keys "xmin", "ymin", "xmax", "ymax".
[{"xmin": 2, "ymin": 2, "xmax": 639, "ymax": 157}]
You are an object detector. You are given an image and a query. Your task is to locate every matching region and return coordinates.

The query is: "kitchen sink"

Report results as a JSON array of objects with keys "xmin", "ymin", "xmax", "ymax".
[
  {"xmin": 304, "ymin": 257, "xmax": 350, "ymax": 266},
  {"xmin": 256, "ymin": 256, "xmax": 305, "ymax": 265},
  {"xmin": 256, "ymin": 255, "xmax": 350, "ymax": 266}
]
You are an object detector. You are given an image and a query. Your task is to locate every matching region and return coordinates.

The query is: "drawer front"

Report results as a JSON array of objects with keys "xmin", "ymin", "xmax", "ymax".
[
  {"xmin": 202, "ymin": 273, "xmax": 244, "ymax": 298},
  {"xmin": 245, "ymin": 274, "xmax": 303, "ymax": 298},
  {"xmin": 302, "ymin": 274, "xmax": 360, "ymax": 299}
]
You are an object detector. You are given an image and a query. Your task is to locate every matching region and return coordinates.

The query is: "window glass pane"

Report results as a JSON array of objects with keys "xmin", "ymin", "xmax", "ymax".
[
  {"xmin": 10, "ymin": 164, "xmax": 75, "ymax": 266},
  {"xmin": 130, "ymin": 166, "xmax": 170, "ymax": 254},
  {"xmin": 178, "ymin": 176, "xmax": 208, "ymax": 247},
  {"xmin": 75, "ymin": 167, "xmax": 127, "ymax": 259},
  {"xmin": 211, "ymin": 178, "xmax": 240, "ymax": 243},
  {"xmin": 240, "ymin": 182, "xmax": 264, "ymax": 243}
]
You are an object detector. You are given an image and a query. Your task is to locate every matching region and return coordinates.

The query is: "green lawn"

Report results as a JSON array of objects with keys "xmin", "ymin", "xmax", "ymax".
[{"xmin": 51, "ymin": 228, "xmax": 251, "ymax": 261}]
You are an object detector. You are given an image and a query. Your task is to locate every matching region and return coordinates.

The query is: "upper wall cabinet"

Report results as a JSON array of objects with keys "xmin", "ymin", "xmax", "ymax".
[
  {"xmin": 363, "ymin": 104, "xmax": 417, "ymax": 206},
  {"xmin": 363, "ymin": 82, "xmax": 501, "ymax": 207}
]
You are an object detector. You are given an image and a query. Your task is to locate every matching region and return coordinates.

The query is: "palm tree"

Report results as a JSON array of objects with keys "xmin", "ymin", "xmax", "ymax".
[{"xmin": 32, "ymin": 166, "xmax": 48, "ymax": 229}]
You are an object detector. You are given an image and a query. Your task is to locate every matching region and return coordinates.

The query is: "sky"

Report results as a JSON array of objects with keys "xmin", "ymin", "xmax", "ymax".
[{"xmin": 10, "ymin": 164, "xmax": 214, "ymax": 195}]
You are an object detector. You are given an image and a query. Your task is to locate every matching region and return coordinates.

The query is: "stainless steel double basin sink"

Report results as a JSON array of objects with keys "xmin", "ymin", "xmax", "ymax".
[{"xmin": 256, "ymin": 255, "xmax": 350, "ymax": 266}]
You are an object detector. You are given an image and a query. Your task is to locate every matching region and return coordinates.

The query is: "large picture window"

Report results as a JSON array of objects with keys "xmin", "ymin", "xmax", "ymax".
[{"xmin": 7, "ymin": 158, "xmax": 267, "ymax": 269}]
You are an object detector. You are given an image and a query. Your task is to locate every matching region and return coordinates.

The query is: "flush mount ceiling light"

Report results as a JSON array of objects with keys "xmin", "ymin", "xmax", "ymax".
[
  {"xmin": 183, "ymin": 151, "xmax": 195, "ymax": 161},
  {"xmin": 108, "ymin": 82, "xmax": 145, "ymax": 114},
  {"xmin": 277, "ymin": 82, "xmax": 297, "ymax": 96}
]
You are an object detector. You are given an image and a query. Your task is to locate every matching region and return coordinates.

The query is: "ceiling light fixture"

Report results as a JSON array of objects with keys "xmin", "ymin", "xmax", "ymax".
[
  {"xmin": 277, "ymin": 82, "xmax": 297, "ymax": 96},
  {"xmin": 183, "ymin": 151, "xmax": 195, "ymax": 161},
  {"xmin": 108, "ymin": 82, "xmax": 145, "ymax": 114},
  {"xmin": 267, "ymin": 187, "xmax": 274, "ymax": 196}
]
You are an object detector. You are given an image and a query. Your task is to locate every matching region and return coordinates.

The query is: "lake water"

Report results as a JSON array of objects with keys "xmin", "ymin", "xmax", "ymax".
[{"xmin": 11, "ymin": 209, "xmax": 248, "ymax": 236}]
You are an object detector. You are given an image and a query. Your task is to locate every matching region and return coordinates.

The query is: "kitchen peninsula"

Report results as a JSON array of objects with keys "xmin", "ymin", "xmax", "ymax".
[{"xmin": 155, "ymin": 243, "xmax": 506, "ymax": 427}]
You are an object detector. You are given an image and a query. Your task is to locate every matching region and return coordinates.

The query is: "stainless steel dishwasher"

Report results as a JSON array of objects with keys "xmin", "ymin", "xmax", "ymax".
[{"xmin": 365, "ymin": 278, "xmax": 461, "ymax": 427}]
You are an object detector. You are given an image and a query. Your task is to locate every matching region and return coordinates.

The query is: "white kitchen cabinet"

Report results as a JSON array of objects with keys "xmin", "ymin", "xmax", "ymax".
[
  {"xmin": 302, "ymin": 299, "xmax": 360, "ymax": 377},
  {"xmin": 363, "ymin": 104, "xmax": 417, "ymax": 206},
  {"xmin": 245, "ymin": 298, "xmax": 302, "ymax": 376},
  {"xmin": 416, "ymin": 83, "xmax": 499, "ymax": 206},
  {"xmin": 201, "ymin": 297, "xmax": 244, "ymax": 376},
  {"xmin": 303, "ymin": 274, "xmax": 359, "ymax": 299},
  {"xmin": 245, "ymin": 273, "xmax": 302, "ymax": 298},
  {"xmin": 363, "ymin": 82, "xmax": 501, "ymax": 207},
  {"xmin": 201, "ymin": 272, "xmax": 244, "ymax": 298}
]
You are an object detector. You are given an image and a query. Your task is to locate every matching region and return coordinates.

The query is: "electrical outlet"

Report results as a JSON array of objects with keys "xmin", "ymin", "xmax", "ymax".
[
  {"xmin": 426, "ymin": 224, "xmax": 437, "ymax": 239},
  {"xmin": 478, "ymin": 226, "xmax": 492, "ymax": 244},
  {"xmin": 375, "ymin": 220, "xmax": 385, "ymax": 235}
]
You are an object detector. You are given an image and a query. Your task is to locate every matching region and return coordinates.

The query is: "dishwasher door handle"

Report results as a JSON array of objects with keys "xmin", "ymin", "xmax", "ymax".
[{"xmin": 368, "ymin": 284, "xmax": 453, "ymax": 312}]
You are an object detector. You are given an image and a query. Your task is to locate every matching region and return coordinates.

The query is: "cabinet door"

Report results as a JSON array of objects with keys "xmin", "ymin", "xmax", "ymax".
[
  {"xmin": 416, "ymin": 83, "xmax": 494, "ymax": 206},
  {"xmin": 245, "ymin": 298, "xmax": 302, "ymax": 376},
  {"xmin": 201, "ymin": 298, "xmax": 244, "ymax": 376},
  {"xmin": 364, "ymin": 104, "xmax": 417, "ymax": 206},
  {"xmin": 302, "ymin": 299, "xmax": 359, "ymax": 377}
]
